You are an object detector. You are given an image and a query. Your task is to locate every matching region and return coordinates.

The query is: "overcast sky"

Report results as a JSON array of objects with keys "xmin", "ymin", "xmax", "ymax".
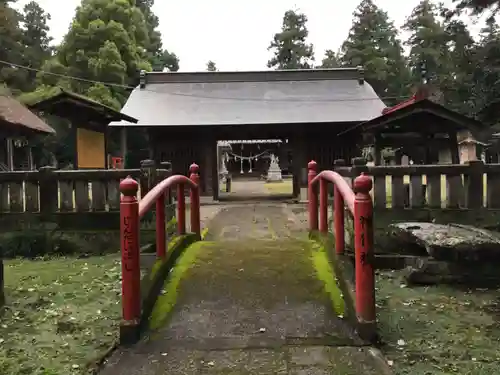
[{"xmin": 16, "ymin": 0, "xmax": 487, "ymax": 72}]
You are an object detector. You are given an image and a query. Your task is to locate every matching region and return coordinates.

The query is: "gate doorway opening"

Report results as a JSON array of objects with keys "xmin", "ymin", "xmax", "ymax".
[{"xmin": 217, "ymin": 139, "xmax": 293, "ymax": 201}]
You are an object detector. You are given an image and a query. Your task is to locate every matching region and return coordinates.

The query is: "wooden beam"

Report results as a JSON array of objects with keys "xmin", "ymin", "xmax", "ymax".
[
  {"xmin": 120, "ymin": 127, "xmax": 127, "ymax": 167},
  {"xmin": 6, "ymin": 138, "xmax": 13, "ymax": 171},
  {"xmin": 448, "ymin": 131, "xmax": 460, "ymax": 164}
]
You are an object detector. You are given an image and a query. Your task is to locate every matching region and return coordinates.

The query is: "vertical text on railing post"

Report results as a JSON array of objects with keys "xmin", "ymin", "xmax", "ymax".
[
  {"xmin": 119, "ymin": 176, "xmax": 141, "ymax": 326},
  {"xmin": 353, "ymin": 173, "xmax": 375, "ymax": 324}
]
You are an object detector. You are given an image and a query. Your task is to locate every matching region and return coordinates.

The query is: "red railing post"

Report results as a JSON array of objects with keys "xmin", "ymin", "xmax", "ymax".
[
  {"xmin": 189, "ymin": 163, "xmax": 201, "ymax": 237},
  {"xmin": 308, "ymin": 160, "xmax": 318, "ymax": 232},
  {"xmin": 155, "ymin": 192, "xmax": 166, "ymax": 259},
  {"xmin": 334, "ymin": 185, "xmax": 345, "ymax": 255},
  {"xmin": 177, "ymin": 183, "xmax": 186, "ymax": 235},
  {"xmin": 119, "ymin": 177, "xmax": 141, "ymax": 328},
  {"xmin": 319, "ymin": 176, "xmax": 328, "ymax": 233},
  {"xmin": 353, "ymin": 173, "xmax": 375, "ymax": 324}
]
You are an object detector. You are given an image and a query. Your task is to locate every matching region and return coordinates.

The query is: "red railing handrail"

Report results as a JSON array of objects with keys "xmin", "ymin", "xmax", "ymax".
[
  {"xmin": 310, "ymin": 170, "xmax": 355, "ymax": 214},
  {"xmin": 307, "ymin": 160, "xmax": 375, "ymax": 332},
  {"xmin": 138, "ymin": 174, "xmax": 196, "ymax": 219},
  {"xmin": 118, "ymin": 163, "xmax": 201, "ymax": 338}
]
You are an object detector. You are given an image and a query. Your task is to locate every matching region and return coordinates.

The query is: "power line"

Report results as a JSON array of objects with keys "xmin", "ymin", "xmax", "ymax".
[
  {"xmin": 0, "ymin": 59, "xmax": 411, "ymax": 103},
  {"xmin": 0, "ymin": 59, "xmax": 133, "ymax": 89}
]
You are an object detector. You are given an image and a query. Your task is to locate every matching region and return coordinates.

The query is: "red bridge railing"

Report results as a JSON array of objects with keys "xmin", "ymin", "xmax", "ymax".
[
  {"xmin": 118, "ymin": 163, "xmax": 201, "ymax": 330},
  {"xmin": 307, "ymin": 160, "xmax": 375, "ymax": 325}
]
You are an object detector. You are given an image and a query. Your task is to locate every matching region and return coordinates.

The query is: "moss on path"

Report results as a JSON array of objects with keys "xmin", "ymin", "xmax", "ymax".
[{"xmin": 99, "ymin": 204, "xmax": 386, "ymax": 374}]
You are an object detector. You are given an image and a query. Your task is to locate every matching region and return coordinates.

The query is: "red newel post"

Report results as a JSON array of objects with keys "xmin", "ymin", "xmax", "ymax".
[
  {"xmin": 189, "ymin": 163, "xmax": 201, "ymax": 237},
  {"xmin": 334, "ymin": 185, "xmax": 345, "ymax": 255},
  {"xmin": 155, "ymin": 192, "xmax": 166, "ymax": 259},
  {"xmin": 308, "ymin": 160, "xmax": 318, "ymax": 232},
  {"xmin": 353, "ymin": 173, "xmax": 375, "ymax": 324},
  {"xmin": 319, "ymin": 177, "xmax": 328, "ymax": 233},
  {"xmin": 119, "ymin": 177, "xmax": 141, "ymax": 328},
  {"xmin": 177, "ymin": 183, "xmax": 186, "ymax": 235}
]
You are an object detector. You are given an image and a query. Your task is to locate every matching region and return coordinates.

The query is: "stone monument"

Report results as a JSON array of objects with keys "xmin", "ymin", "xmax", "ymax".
[
  {"xmin": 266, "ymin": 154, "xmax": 283, "ymax": 182},
  {"xmin": 220, "ymin": 155, "xmax": 228, "ymax": 181}
]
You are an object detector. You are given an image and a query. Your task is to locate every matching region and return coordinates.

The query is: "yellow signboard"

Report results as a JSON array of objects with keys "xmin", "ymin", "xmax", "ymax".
[{"xmin": 76, "ymin": 128, "xmax": 105, "ymax": 168}]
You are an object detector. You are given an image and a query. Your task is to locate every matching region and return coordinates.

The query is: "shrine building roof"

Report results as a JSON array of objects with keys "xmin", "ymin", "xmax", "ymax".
[
  {"xmin": 0, "ymin": 95, "xmax": 55, "ymax": 135},
  {"xmin": 109, "ymin": 68, "xmax": 386, "ymax": 128}
]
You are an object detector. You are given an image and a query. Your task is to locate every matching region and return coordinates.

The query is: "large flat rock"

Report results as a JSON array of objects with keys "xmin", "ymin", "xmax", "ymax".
[{"xmin": 388, "ymin": 222, "xmax": 500, "ymax": 262}]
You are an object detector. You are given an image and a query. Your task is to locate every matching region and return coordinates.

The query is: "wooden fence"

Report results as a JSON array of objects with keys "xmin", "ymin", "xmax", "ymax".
[
  {"xmin": 0, "ymin": 160, "xmax": 173, "ymax": 230},
  {"xmin": 333, "ymin": 158, "xmax": 499, "ymax": 209}
]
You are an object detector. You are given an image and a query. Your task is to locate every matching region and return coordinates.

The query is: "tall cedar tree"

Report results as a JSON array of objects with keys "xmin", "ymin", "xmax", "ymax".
[
  {"xmin": 39, "ymin": 0, "xmax": 152, "ymax": 109},
  {"xmin": 403, "ymin": 0, "xmax": 451, "ymax": 90},
  {"xmin": 268, "ymin": 10, "xmax": 314, "ymax": 69},
  {"xmin": 339, "ymin": 0, "xmax": 410, "ymax": 103},
  {"xmin": 320, "ymin": 50, "xmax": 340, "ymax": 68},
  {"xmin": 136, "ymin": 0, "xmax": 179, "ymax": 71},
  {"xmin": 440, "ymin": 17, "xmax": 476, "ymax": 114},
  {"xmin": 452, "ymin": 0, "xmax": 499, "ymax": 16},
  {"xmin": 24, "ymin": 0, "xmax": 157, "ymax": 168},
  {"xmin": 0, "ymin": 0, "xmax": 28, "ymax": 93},
  {"xmin": 21, "ymin": 1, "xmax": 53, "ymax": 91},
  {"xmin": 470, "ymin": 18, "xmax": 500, "ymax": 120}
]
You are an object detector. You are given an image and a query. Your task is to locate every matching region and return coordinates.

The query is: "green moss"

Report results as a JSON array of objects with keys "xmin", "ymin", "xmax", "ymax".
[
  {"xmin": 148, "ymin": 241, "xmax": 212, "ymax": 330},
  {"xmin": 310, "ymin": 241, "xmax": 345, "ymax": 316},
  {"xmin": 149, "ymin": 259, "xmax": 163, "ymax": 281},
  {"xmin": 149, "ymin": 237, "xmax": 346, "ymax": 330},
  {"xmin": 147, "ymin": 235, "xmax": 187, "ymax": 281}
]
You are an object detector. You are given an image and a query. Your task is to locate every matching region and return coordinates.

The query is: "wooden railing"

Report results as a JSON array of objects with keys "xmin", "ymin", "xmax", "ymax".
[
  {"xmin": 332, "ymin": 158, "xmax": 498, "ymax": 210},
  {"xmin": 0, "ymin": 160, "xmax": 172, "ymax": 230}
]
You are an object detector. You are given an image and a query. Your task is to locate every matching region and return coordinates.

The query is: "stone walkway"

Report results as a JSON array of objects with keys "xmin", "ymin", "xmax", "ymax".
[{"xmin": 99, "ymin": 204, "xmax": 387, "ymax": 374}]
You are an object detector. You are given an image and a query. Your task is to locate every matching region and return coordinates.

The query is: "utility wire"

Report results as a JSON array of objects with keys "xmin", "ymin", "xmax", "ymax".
[
  {"xmin": 0, "ymin": 59, "xmax": 132, "ymax": 89},
  {"xmin": 0, "ymin": 59, "xmax": 412, "ymax": 103}
]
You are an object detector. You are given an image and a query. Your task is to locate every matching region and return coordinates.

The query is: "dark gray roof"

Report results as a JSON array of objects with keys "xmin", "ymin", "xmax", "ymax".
[
  {"xmin": 29, "ymin": 88, "xmax": 138, "ymax": 124},
  {"xmin": 0, "ymin": 95, "xmax": 56, "ymax": 134},
  {"xmin": 109, "ymin": 68, "xmax": 386, "ymax": 127}
]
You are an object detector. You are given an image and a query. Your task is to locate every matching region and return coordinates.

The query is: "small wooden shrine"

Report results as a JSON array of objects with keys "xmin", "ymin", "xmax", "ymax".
[{"xmin": 30, "ymin": 89, "xmax": 137, "ymax": 169}]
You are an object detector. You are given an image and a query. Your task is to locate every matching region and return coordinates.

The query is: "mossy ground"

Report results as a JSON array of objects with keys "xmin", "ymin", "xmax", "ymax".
[
  {"xmin": 103, "ymin": 238, "xmax": 382, "ymax": 374},
  {"xmin": 149, "ymin": 240, "xmax": 209, "ymax": 330},
  {"xmin": 179, "ymin": 239, "xmax": 333, "ymax": 307},
  {"xmin": 264, "ymin": 179, "xmax": 293, "ymax": 195},
  {"xmin": 149, "ymin": 238, "xmax": 343, "ymax": 329},
  {"xmin": 0, "ymin": 255, "xmax": 121, "ymax": 375},
  {"xmin": 309, "ymin": 240, "xmax": 345, "ymax": 316},
  {"xmin": 377, "ymin": 269, "xmax": 500, "ymax": 374}
]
